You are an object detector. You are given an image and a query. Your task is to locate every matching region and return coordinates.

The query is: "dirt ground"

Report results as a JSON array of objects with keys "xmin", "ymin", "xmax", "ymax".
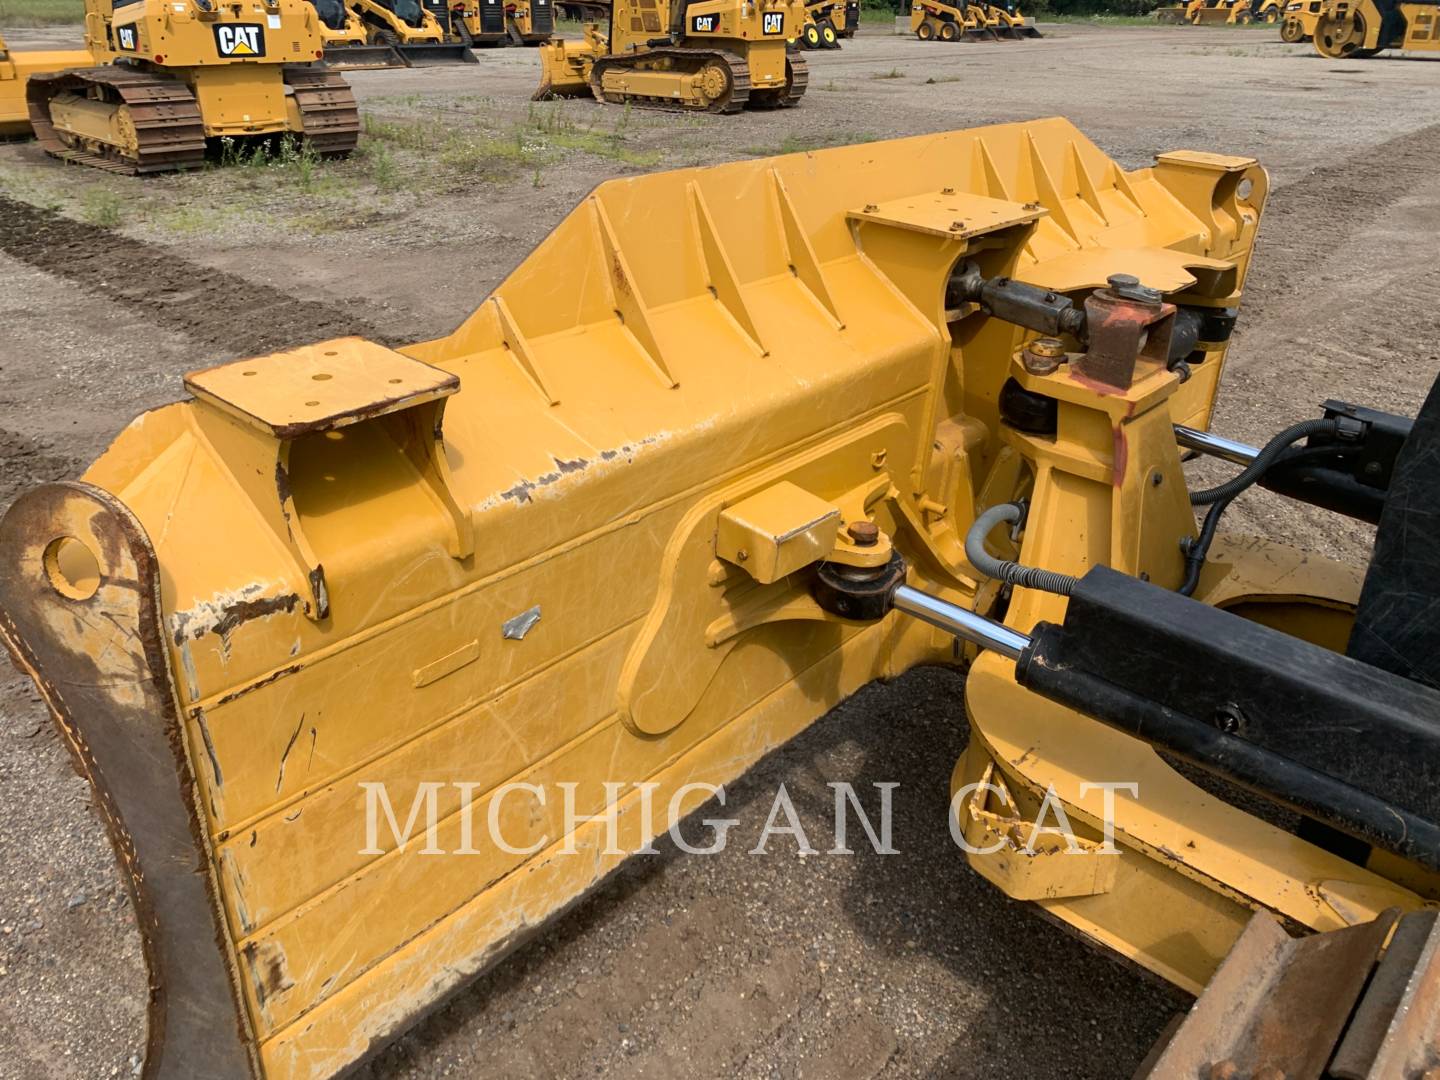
[{"xmin": 1, "ymin": 19, "xmax": 1438, "ymax": 1080}]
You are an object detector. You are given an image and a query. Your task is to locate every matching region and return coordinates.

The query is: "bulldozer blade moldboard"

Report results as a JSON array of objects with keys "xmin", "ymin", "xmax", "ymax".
[
  {"xmin": 320, "ymin": 43, "xmax": 409, "ymax": 68},
  {"xmin": 396, "ymin": 41, "xmax": 480, "ymax": 64},
  {"xmin": 0, "ymin": 120, "xmax": 1271, "ymax": 1078}
]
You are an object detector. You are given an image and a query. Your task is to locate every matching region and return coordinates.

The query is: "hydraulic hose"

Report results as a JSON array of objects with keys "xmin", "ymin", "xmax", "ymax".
[
  {"xmin": 1188, "ymin": 417, "xmax": 1338, "ymax": 505},
  {"xmin": 965, "ymin": 502, "xmax": 1080, "ymax": 597},
  {"xmin": 1179, "ymin": 441, "xmax": 1358, "ymax": 596}
]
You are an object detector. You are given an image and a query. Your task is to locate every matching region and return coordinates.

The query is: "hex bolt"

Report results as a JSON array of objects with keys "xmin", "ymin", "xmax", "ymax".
[
  {"xmin": 1022, "ymin": 337, "xmax": 1067, "ymax": 375},
  {"xmin": 1107, "ymin": 273, "xmax": 1163, "ymax": 305},
  {"xmin": 847, "ymin": 521, "xmax": 880, "ymax": 547}
]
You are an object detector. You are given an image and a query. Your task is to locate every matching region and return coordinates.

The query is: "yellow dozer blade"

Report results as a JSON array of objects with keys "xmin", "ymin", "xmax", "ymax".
[
  {"xmin": 532, "ymin": 30, "xmax": 599, "ymax": 98},
  {"xmin": 0, "ymin": 32, "xmax": 93, "ymax": 137},
  {"xmin": 1, "ymin": 119, "xmax": 1283, "ymax": 1079}
]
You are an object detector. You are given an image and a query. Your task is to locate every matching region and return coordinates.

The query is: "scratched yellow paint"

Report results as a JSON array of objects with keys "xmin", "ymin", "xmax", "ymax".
[{"xmin": 10, "ymin": 119, "xmax": 1403, "ymax": 1080}]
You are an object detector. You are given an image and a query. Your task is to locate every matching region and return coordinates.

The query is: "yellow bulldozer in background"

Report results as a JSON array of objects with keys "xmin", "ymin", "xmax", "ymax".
[
  {"xmin": 0, "ymin": 30, "xmax": 91, "ymax": 136},
  {"xmin": 7, "ymin": 117, "xmax": 1440, "ymax": 1080},
  {"xmin": 342, "ymin": 0, "xmax": 480, "ymax": 61},
  {"xmin": 533, "ymin": 0, "xmax": 807, "ymax": 111},
  {"xmin": 14, "ymin": 0, "xmax": 359, "ymax": 173},
  {"xmin": 911, "ymin": 0, "xmax": 1041, "ymax": 39},
  {"xmin": 1312, "ymin": 0, "xmax": 1440, "ymax": 54}
]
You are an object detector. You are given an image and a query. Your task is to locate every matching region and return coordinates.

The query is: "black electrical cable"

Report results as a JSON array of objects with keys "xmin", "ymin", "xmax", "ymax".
[
  {"xmin": 1188, "ymin": 417, "xmax": 1339, "ymax": 505},
  {"xmin": 1178, "ymin": 443, "xmax": 1359, "ymax": 596},
  {"xmin": 965, "ymin": 502, "xmax": 1081, "ymax": 597}
]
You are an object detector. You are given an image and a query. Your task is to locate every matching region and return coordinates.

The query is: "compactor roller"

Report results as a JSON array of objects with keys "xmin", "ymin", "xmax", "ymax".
[
  {"xmin": 8, "ymin": 118, "xmax": 1440, "ymax": 1079},
  {"xmin": 19, "ymin": 0, "xmax": 359, "ymax": 173},
  {"xmin": 1281, "ymin": 0, "xmax": 1323, "ymax": 38},
  {"xmin": 533, "ymin": 0, "xmax": 806, "ymax": 110},
  {"xmin": 1312, "ymin": 0, "xmax": 1440, "ymax": 55}
]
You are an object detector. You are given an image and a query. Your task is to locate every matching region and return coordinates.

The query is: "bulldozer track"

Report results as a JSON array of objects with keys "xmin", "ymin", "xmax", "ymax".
[
  {"xmin": 590, "ymin": 48, "xmax": 751, "ymax": 113},
  {"xmin": 747, "ymin": 52, "xmax": 808, "ymax": 108},
  {"xmin": 27, "ymin": 66, "xmax": 206, "ymax": 176},
  {"xmin": 283, "ymin": 66, "xmax": 362, "ymax": 157}
]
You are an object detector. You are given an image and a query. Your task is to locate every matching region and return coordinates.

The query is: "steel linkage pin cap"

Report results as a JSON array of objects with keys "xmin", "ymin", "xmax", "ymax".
[
  {"xmin": 1022, "ymin": 337, "xmax": 1066, "ymax": 375},
  {"xmin": 846, "ymin": 521, "xmax": 880, "ymax": 547}
]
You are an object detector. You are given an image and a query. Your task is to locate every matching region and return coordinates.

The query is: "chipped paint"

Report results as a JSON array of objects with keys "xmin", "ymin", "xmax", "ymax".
[
  {"xmin": 501, "ymin": 606, "xmax": 542, "ymax": 640},
  {"xmin": 480, "ymin": 432, "xmax": 673, "ymax": 510},
  {"xmin": 169, "ymin": 583, "xmax": 302, "ymax": 648}
]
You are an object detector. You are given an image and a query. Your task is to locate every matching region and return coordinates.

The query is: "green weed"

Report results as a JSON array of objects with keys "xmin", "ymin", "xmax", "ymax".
[
  {"xmin": 871, "ymin": 66, "xmax": 906, "ymax": 79},
  {"xmin": 79, "ymin": 186, "xmax": 122, "ymax": 228},
  {"xmin": 0, "ymin": 0, "xmax": 83, "ymax": 26}
]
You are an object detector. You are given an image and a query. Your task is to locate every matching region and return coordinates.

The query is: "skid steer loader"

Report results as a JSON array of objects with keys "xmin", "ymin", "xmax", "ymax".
[
  {"xmin": 422, "ymin": 0, "xmax": 554, "ymax": 47},
  {"xmin": 0, "ymin": 30, "xmax": 92, "ymax": 137},
  {"xmin": 1197, "ymin": 0, "xmax": 1280, "ymax": 22},
  {"xmin": 19, "ymin": 0, "xmax": 359, "ymax": 174},
  {"xmin": 345, "ymin": 0, "xmax": 480, "ymax": 62},
  {"xmin": 911, "ymin": 0, "xmax": 1039, "ymax": 40},
  {"xmin": 1312, "ymin": 0, "xmax": 1440, "ymax": 55},
  {"xmin": 796, "ymin": 0, "xmax": 857, "ymax": 48},
  {"xmin": 533, "ymin": 0, "xmax": 806, "ymax": 111},
  {"xmin": 6, "ymin": 119, "xmax": 1440, "ymax": 1079},
  {"xmin": 307, "ymin": 0, "xmax": 410, "ymax": 68}
]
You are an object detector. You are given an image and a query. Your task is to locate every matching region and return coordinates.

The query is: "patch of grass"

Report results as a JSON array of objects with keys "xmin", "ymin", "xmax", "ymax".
[
  {"xmin": 924, "ymin": 73, "xmax": 963, "ymax": 83},
  {"xmin": 365, "ymin": 143, "xmax": 402, "ymax": 193},
  {"xmin": 441, "ymin": 129, "xmax": 546, "ymax": 176},
  {"xmin": 79, "ymin": 185, "xmax": 122, "ymax": 228},
  {"xmin": 157, "ymin": 204, "xmax": 211, "ymax": 233},
  {"xmin": 816, "ymin": 79, "xmax": 845, "ymax": 91},
  {"xmin": 550, "ymin": 129, "xmax": 659, "ymax": 166},
  {"xmin": 870, "ymin": 66, "xmax": 906, "ymax": 79},
  {"xmin": 0, "ymin": 0, "xmax": 83, "ymax": 26},
  {"xmin": 216, "ymin": 136, "xmax": 270, "ymax": 169},
  {"xmin": 362, "ymin": 114, "xmax": 446, "ymax": 152},
  {"xmin": 744, "ymin": 131, "xmax": 877, "ymax": 157},
  {"xmin": 273, "ymin": 135, "xmax": 325, "ymax": 192},
  {"xmin": 859, "ymin": 5, "xmax": 898, "ymax": 21}
]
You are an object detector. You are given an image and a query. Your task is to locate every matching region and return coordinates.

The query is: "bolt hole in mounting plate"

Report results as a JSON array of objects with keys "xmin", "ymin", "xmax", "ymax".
[
  {"xmin": 43, "ymin": 535, "xmax": 101, "ymax": 600},
  {"xmin": 847, "ymin": 190, "xmax": 1046, "ymax": 240},
  {"xmin": 183, "ymin": 337, "xmax": 458, "ymax": 439}
]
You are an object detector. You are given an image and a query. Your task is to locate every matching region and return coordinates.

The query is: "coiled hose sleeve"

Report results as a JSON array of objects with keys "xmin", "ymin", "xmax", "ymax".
[
  {"xmin": 1189, "ymin": 417, "xmax": 1339, "ymax": 505},
  {"xmin": 965, "ymin": 502, "xmax": 1080, "ymax": 597}
]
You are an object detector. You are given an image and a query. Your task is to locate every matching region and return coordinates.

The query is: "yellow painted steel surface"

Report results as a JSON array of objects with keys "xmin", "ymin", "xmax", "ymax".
[
  {"xmin": 1314, "ymin": 0, "xmax": 1440, "ymax": 54},
  {"xmin": 348, "ymin": 0, "xmax": 446, "ymax": 43},
  {"xmin": 15, "ymin": 0, "xmax": 355, "ymax": 173},
  {"xmin": 86, "ymin": 0, "xmax": 328, "ymax": 65},
  {"xmin": 4, "ymin": 119, "xmax": 1429, "ymax": 1079},
  {"xmin": 533, "ymin": 0, "xmax": 803, "ymax": 105},
  {"xmin": 0, "ymin": 34, "xmax": 92, "ymax": 136}
]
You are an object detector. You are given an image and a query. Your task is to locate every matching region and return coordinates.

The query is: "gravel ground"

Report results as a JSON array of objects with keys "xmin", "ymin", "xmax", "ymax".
[{"xmin": 0, "ymin": 20, "xmax": 1437, "ymax": 1079}]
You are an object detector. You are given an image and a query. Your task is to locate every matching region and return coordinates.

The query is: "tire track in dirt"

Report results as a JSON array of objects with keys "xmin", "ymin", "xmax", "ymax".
[
  {"xmin": 1241, "ymin": 121, "xmax": 1440, "ymax": 325},
  {"xmin": 0, "ymin": 427, "xmax": 79, "ymax": 509},
  {"xmin": 0, "ymin": 195, "xmax": 406, "ymax": 360}
]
